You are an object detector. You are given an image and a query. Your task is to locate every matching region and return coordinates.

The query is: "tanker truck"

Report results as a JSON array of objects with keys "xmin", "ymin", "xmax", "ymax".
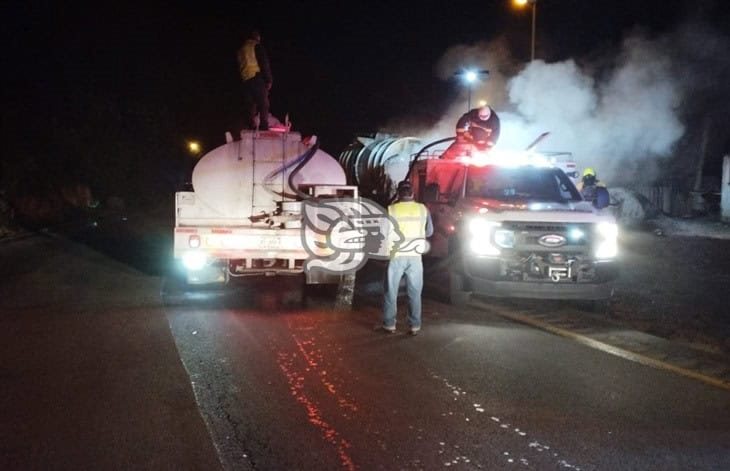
[
  {"xmin": 338, "ymin": 134, "xmax": 619, "ymax": 310},
  {"xmin": 173, "ymin": 128, "xmax": 356, "ymax": 289}
]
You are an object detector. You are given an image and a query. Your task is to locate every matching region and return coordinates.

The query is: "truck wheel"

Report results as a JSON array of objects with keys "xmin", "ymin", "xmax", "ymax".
[
  {"xmin": 282, "ymin": 283, "xmax": 306, "ymax": 308},
  {"xmin": 578, "ymin": 298, "xmax": 612, "ymax": 316},
  {"xmin": 449, "ymin": 272, "xmax": 471, "ymax": 306},
  {"xmin": 161, "ymin": 271, "xmax": 188, "ymax": 306},
  {"xmin": 335, "ymin": 273, "xmax": 357, "ymax": 310},
  {"xmin": 590, "ymin": 298, "xmax": 612, "ymax": 316},
  {"xmin": 448, "ymin": 252, "xmax": 471, "ymax": 307}
]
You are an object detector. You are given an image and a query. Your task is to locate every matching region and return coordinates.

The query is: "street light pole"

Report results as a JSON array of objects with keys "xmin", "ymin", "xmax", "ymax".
[
  {"xmin": 513, "ymin": 0, "xmax": 537, "ymax": 61},
  {"xmin": 530, "ymin": 0, "xmax": 537, "ymax": 61}
]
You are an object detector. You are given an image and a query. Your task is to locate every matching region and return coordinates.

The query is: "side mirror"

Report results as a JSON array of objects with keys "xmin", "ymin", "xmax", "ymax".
[
  {"xmin": 593, "ymin": 187, "xmax": 610, "ymax": 209},
  {"xmin": 423, "ymin": 183, "xmax": 440, "ymax": 203}
]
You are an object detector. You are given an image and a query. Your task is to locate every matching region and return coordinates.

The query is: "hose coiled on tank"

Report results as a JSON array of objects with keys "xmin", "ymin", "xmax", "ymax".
[
  {"xmin": 287, "ymin": 141, "xmax": 320, "ymax": 200},
  {"xmin": 259, "ymin": 140, "xmax": 320, "ymax": 200}
]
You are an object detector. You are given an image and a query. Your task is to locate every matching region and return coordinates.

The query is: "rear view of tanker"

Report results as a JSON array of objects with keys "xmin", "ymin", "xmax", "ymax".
[{"xmin": 173, "ymin": 129, "xmax": 355, "ymax": 286}]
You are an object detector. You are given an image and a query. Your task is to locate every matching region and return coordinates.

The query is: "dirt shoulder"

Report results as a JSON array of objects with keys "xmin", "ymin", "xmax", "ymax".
[{"xmin": 613, "ymin": 224, "xmax": 730, "ymax": 355}]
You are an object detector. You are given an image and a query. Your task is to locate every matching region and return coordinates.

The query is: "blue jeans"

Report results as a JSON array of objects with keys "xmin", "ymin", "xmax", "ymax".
[{"xmin": 383, "ymin": 256, "xmax": 423, "ymax": 330}]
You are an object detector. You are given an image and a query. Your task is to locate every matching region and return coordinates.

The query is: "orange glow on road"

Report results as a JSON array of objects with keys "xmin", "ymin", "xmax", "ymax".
[{"xmin": 272, "ymin": 315, "xmax": 360, "ymax": 470}]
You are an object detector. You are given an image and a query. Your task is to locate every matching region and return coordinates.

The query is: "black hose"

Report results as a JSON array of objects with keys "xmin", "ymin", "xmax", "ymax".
[
  {"xmin": 388, "ymin": 136, "xmax": 456, "ymax": 205},
  {"xmin": 288, "ymin": 141, "xmax": 320, "ymax": 200},
  {"xmin": 405, "ymin": 136, "xmax": 456, "ymax": 181},
  {"xmin": 264, "ymin": 145, "xmax": 315, "ymax": 200}
]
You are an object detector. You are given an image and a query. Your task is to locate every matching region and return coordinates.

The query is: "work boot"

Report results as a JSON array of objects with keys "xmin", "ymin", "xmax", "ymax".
[{"xmin": 374, "ymin": 325, "xmax": 396, "ymax": 334}]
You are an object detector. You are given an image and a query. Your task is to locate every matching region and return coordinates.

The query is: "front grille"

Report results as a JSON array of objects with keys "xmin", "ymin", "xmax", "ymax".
[
  {"xmin": 508, "ymin": 223, "xmax": 567, "ymax": 232},
  {"xmin": 504, "ymin": 221, "xmax": 592, "ymax": 253}
]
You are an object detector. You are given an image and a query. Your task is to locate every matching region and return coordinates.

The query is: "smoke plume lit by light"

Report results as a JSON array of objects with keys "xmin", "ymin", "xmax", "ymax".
[{"xmin": 386, "ymin": 21, "xmax": 730, "ymax": 185}]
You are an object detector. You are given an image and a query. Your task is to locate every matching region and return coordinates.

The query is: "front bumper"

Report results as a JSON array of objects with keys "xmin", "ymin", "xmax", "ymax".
[
  {"xmin": 463, "ymin": 257, "xmax": 618, "ymax": 301},
  {"xmin": 468, "ymin": 277, "xmax": 615, "ymax": 300}
]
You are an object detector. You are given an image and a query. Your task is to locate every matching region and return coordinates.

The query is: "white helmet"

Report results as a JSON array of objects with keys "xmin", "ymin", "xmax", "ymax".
[{"xmin": 477, "ymin": 105, "xmax": 491, "ymax": 120}]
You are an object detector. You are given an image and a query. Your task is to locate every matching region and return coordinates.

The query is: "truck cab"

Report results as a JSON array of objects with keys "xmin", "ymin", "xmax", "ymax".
[{"xmin": 409, "ymin": 152, "xmax": 619, "ymax": 306}]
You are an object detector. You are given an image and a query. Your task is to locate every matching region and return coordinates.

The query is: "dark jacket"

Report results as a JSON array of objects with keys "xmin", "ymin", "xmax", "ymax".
[{"xmin": 456, "ymin": 107, "xmax": 501, "ymax": 144}]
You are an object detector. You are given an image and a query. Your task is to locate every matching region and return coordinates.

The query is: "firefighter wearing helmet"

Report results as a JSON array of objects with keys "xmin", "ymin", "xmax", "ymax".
[
  {"xmin": 576, "ymin": 167, "xmax": 606, "ymax": 202},
  {"xmin": 455, "ymin": 104, "xmax": 501, "ymax": 151}
]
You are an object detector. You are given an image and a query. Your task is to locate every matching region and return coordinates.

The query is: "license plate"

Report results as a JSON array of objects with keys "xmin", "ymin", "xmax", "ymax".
[{"xmin": 259, "ymin": 237, "xmax": 281, "ymax": 250}]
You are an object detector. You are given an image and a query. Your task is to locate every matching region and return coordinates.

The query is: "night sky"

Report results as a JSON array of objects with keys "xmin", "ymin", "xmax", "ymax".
[{"xmin": 2, "ymin": 0, "xmax": 729, "ymax": 203}]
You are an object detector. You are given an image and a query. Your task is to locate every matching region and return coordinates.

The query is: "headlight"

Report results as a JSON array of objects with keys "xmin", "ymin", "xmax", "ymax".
[
  {"xmin": 594, "ymin": 222, "xmax": 618, "ymax": 259},
  {"xmin": 182, "ymin": 251, "xmax": 208, "ymax": 271},
  {"xmin": 494, "ymin": 229, "xmax": 515, "ymax": 248},
  {"xmin": 470, "ymin": 238, "xmax": 500, "ymax": 256},
  {"xmin": 597, "ymin": 222, "xmax": 618, "ymax": 239},
  {"xmin": 468, "ymin": 218, "xmax": 498, "ymax": 235},
  {"xmin": 468, "ymin": 218, "xmax": 501, "ymax": 255},
  {"xmin": 568, "ymin": 227, "xmax": 585, "ymax": 241}
]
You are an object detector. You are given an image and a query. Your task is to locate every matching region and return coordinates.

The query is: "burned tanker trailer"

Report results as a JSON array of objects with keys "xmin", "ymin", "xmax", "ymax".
[{"xmin": 338, "ymin": 134, "xmax": 424, "ymax": 205}]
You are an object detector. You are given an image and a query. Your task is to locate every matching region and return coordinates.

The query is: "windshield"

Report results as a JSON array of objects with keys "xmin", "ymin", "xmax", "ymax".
[{"xmin": 466, "ymin": 166, "xmax": 582, "ymax": 203}]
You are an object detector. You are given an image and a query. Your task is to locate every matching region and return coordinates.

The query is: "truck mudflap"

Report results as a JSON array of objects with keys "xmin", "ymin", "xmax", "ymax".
[{"xmin": 463, "ymin": 257, "xmax": 618, "ymax": 300}]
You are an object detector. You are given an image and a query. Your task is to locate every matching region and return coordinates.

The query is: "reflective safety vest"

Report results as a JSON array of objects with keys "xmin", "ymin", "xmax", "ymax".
[
  {"xmin": 388, "ymin": 201, "xmax": 428, "ymax": 257},
  {"xmin": 238, "ymin": 39, "xmax": 260, "ymax": 81}
]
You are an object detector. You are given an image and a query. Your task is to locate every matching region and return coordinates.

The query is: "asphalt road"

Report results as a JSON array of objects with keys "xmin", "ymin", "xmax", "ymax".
[
  {"xmin": 2, "ymin": 218, "xmax": 730, "ymax": 470},
  {"xmin": 165, "ymin": 277, "xmax": 730, "ymax": 470},
  {"xmin": 0, "ymin": 235, "xmax": 220, "ymax": 470}
]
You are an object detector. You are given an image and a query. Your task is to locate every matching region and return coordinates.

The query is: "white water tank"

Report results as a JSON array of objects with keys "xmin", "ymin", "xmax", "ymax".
[{"xmin": 192, "ymin": 131, "xmax": 346, "ymax": 219}]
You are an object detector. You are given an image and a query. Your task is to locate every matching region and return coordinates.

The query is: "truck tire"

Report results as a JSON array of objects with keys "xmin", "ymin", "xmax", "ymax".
[
  {"xmin": 579, "ymin": 298, "xmax": 612, "ymax": 316},
  {"xmin": 449, "ymin": 271, "xmax": 471, "ymax": 307},
  {"xmin": 577, "ymin": 294, "xmax": 613, "ymax": 316},
  {"xmin": 161, "ymin": 272, "xmax": 189, "ymax": 306},
  {"xmin": 448, "ymin": 251, "xmax": 471, "ymax": 307},
  {"xmin": 590, "ymin": 298, "xmax": 611, "ymax": 315}
]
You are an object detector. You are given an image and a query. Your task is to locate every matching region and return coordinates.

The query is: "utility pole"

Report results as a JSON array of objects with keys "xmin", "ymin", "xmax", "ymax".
[
  {"xmin": 691, "ymin": 117, "xmax": 711, "ymax": 213},
  {"xmin": 531, "ymin": 0, "xmax": 537, "ymax": 61}
]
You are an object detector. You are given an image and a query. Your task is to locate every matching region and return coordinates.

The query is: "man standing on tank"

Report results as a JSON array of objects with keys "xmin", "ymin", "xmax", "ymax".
[{"xmin": 238, "ymin": 29, "xmax": 273, "ymax": 131}]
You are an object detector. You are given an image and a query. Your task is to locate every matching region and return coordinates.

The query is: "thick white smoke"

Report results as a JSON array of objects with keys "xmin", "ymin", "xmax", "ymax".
[
  {"xmin": 504, "ymin": 36, "xmax": 684, "ymax": 183},
  {"xmin": 388, "ymin": 31, "xmax": 687, "ymax": 185}
]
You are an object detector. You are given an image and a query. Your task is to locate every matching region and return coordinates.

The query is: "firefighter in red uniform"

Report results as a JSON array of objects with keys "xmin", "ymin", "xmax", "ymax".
[
  {"xmin": 456, "ymin": 104, "xmax": 501, "ymax": 150},
  {"xmin": 442, "ymin": 104, "xmax": 501, "ymax": 160}
]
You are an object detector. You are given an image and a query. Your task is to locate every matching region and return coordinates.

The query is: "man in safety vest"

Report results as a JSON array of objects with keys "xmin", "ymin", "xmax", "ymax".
[
  {"xmin": 378, "ymin": 181, "xmax": 433, "ymax": 336},
  {"xmin": 237, "ymin": 29, "xmax": 273, "ymax": 131}
]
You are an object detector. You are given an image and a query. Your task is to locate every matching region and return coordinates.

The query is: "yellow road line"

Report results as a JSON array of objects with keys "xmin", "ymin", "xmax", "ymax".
[{"xmin": 470, "ymin": 300, "xmax": 730, "ymax": 392}]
